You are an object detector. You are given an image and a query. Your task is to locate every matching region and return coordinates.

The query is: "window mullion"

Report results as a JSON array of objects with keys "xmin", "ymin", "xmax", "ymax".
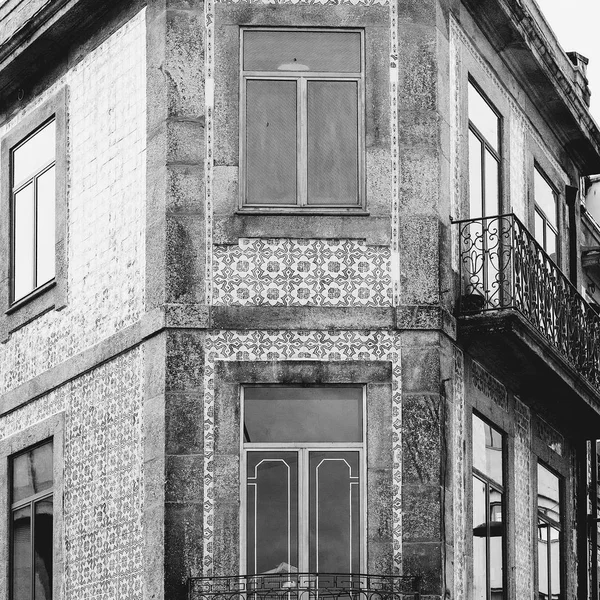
[
  {"xmin": 299, "ymin": 448, "xmax": 309, "ymax": 572},
  {"xmin": 298, "ymin": 78, "xmax": 307, "ymax": 207}
]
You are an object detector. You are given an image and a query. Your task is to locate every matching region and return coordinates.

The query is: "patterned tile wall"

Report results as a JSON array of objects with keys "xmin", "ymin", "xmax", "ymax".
[
  {"xmin": 0, "ymin": 10, "xmax": 146, "ymax": 395},
  {"xmin": 514, "ymin": 397, "xmax": 533, "ymax": 600},
  {"xmin": 0, "ymin": 349, "xmax": 144, "ymax": 600},
  {"xmin": 202, "ymin": 330, "xmax": 403, "ymax": 575},
  {"xmin": 212, "ymin": 239, "xmax": 392, "ymax": 306},
  {"xmin": 452, "ymin": 346, "xmax": 466, "ymax": 600}
]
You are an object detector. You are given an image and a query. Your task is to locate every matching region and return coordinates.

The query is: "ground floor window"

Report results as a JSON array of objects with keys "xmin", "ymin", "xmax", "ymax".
[
  {"xmin": 242, "ymin": 386, "xmax": 364, "ymax": 575},
  {"xmin": 537, "ymin": 462, "xmax": 563, "ymax": 600},
  {"xmin": 472, "ymin": 413, "xmax": 505, "ymax": 600}
]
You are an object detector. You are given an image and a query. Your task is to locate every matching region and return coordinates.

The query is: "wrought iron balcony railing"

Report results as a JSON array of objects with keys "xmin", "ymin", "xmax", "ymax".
[
  {"xmin": 456, "ymin": 213, "xmax": 600, "ymax": 390},
  {"xmin": 188, "ymin": 574, "xmax": 421, "ymax": 600}
]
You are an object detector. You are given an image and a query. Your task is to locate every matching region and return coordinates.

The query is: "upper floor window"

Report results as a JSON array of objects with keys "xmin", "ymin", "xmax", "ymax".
[
  {"xmin": 537, "ymin": 462, "xmax": 563, "ymax": 600},
  {"xmin": 11, "ymin": 119, "xmax": 56, "ymax": 303},
  {"xmin": 240, "ymin": 29, "xmax": 364, "ymax": 210},
  {"xmin": 472, "ymin": 413, "xmax": 505, "ymax": 600},
  {"xmin": 468, "ymin": 80, "xmax": 501, "ymax": 218},
  {"xmin": 10, "ymin": 440, "xmax": 54, "ymax": 600},
  {"xmin": 534, "ymin": 166, "xmax": 558, "ymax": 262}
]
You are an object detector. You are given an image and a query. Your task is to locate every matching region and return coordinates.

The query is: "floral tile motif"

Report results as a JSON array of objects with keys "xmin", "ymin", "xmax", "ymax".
[
  {"xmin": 212, "ymin": 239, "xmax": 392, "ymax": 307},
  {"xmin": 453, "ymin": 346, "xmax": 465, "ymax": 600},
  {"xmin": 0, "ymin": 350, "xmax": 144, "ymax": 600},
  {"xmin": 202, "ymin": 330, "xmax": 402, "ymax": 575}
]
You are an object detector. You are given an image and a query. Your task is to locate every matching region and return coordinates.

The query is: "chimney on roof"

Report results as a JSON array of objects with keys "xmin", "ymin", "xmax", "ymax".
[{"xmin": 567, "ymin": 51, "xmax": 591, "ymax": 107}]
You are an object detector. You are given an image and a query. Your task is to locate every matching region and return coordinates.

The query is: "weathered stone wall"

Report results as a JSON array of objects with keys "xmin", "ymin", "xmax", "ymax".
[
  {"xmin": 0, "ymin": 348, "xmax": 144, "ymax": 600},
  {"xmin": 0, "ymin": 10, "xmax": 146, "ymax": 395}
]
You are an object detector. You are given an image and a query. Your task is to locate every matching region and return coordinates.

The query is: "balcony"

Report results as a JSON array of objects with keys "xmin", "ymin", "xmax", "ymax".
[
  {"xmin": 455, "ymin": 214, "xmax": 600, "ymax": 428},
  {"xmin": 188, "ymin": 574, "xmax": 422, "ymax": 600}
]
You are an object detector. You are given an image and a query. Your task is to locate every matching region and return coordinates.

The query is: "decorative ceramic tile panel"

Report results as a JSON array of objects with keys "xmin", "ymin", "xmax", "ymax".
[
  {"xmin": 212, "ymin": 239, "xmax": 392, "ymax": 306},
  {"xmin": 453, "ymin": 346, "xmax": 466, "ymax": 600},
  {"xmin": 509, "ymin": 108, "xmax": 527, "ymax": 222},
  {"xmin": 0, "ymin": 349, "xmax": 144, "ymax": 600},
  {"xmin": 202, "ymin": 330, "xmax": 402, "ymax": 575},
  {"xmin": 0, "ymin": 10, "xmax": 146, "ymax": 395},
  {"xmin": 389, "ymin": 0, "xmax": 399, "ymax": 304},
  {"xmin": 471, "ymin": 360, "xmax": 508, "ymax": 411},
  {"xmin": 449, "ymin": 22, "xmax": 462, "ymax": 273},
  {"xmin": 514, "ymin": 397, "xmax": 533, "ymax": 600}
]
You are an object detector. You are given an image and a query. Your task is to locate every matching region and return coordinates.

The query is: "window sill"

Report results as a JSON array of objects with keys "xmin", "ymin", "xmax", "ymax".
[
  {"xmin": 236, "ymin": 209, "xmax": 370, "ymax": 216},
  {"xmin": 6, "ymin": 280, "xmax": 56, "ymax": 315}
]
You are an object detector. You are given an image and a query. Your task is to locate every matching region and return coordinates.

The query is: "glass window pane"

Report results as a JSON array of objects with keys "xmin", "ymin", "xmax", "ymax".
[
  {"xmin": 36, "ymin": 166, "xmax": 56, "ymax": 286},
  {"xmin": 246, "ymin": 80, "xmax": 297, "ymax": 205},
  {"xmin": 247, "ymin": 452, "xmax": 298, "ymax": 575},
  {"xmin": 468, "ymin": 130, "xmax": 483, "ymax": 219},
  {"xmin": 472, "ymin": 476, "xmax": 487, "ymax": 600},
  {"xmin": 244, "ymin": 31, "xmax": 361, "ymax": 73},
  {"xmin": 34, "ymin": 498, "xmax": 53, "ymax": 600},
  {"xmin": 468, "ymin": 82, "xmax": 499, "ymax": 152},
  {"xmin": 13, "ymin": 183, "xmax": 35, "ymax": 301},
  {"xmin": 534, "ymin": 168, "xmax": 557, "ymax": 226},
  {"xmin": 244, "ymin": 387, "xmax": 362, "ymax": 443},
  {"xmin": 535, "ymin": 210, "xmax": 545, "ymax": 250},
  {"xmin": 307, "ymin": 81, "xmax": 359, "ymax": 206},
  {"xmin": 489, "ymin": 488, "xmax": 504, "ymax": 598},
  {"xmin": 546, "ymin": 228, "xmax": 557, "ymax": 262},
  {"xmin": 12, "ymin": 442, "xmax": 53, "ymax": 503},
  {"xmin": 12, "ymin": 505, "xmax": 32, "ymax": 600},
  {"xmin": 538, "ymin": 522, "xmax": 549, "ymax": 598},
  {"xmin": 538, "ymin": 464, "xmax": 561, "ymax": 524},
  {"xmin": 550, "ymin": 526, "xmax": 561, "ymax": 599},
  {"xmin": 13, "ymin": 120, "xmax": 55, "ymax": 188},
  {"xmin": 472, "ymin": 414, "xmax": 503, "ymax": 485},
  {"xmin": 484, "ymin": 151, "xmax": 500, "ymax": 216},
  {"xmin": 309, "ymin": 451, "xmax": 360, "ymax": 573}
]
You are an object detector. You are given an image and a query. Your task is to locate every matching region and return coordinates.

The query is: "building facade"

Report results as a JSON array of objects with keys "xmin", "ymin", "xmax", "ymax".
[{"xmin": 0, "ymin": 1, "xmax": 599, "ymax": 600}]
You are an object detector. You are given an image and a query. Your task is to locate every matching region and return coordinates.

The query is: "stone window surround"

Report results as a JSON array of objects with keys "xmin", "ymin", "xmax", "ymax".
[
  {"xmin": 211, "ymin": 359, "xmax": 394, "ymax": 577},
  {"xmin": 212, "ymin": 4, "xmax": 390, "ymax": 243},
  {"xmin": 0, "ymin": 412, "xmax": 65, "ymax": 600},
  {"xmin": 0, "ymin": 86, "xmax": 68, "ymax": 342}
]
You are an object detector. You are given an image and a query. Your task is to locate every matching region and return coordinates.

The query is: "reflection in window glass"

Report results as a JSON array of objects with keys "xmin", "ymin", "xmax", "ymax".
[
  {"xmin": 468, "ymin": 81, "xmax": 501, "ymax": 219},
  {"xmin": 534, "ymin": 167, "xmax": 558, "ymax": 260},
  {"xmin": 11, "ymin": 441, "xmax": 54, "ymax": 600},
  {"xmin": 537, "ymin": 463, "xmax": 562, "ymax": 600},
  {"xmin": 472, "ymin": 414, "xmax": 504, "ymax": 599},
  {"xmin": 11, "ymin": 119, "xmax": 56, "ymax": 302},
  {"xmin": 244, "ymin": 386, "xmax": 363, "ymax": 443}
]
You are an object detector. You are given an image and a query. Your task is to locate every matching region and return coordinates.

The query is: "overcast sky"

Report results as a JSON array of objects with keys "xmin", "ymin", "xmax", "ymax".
[{"xmin": 536, "ymin": 0, "xmax": 600, "ymax": 124}]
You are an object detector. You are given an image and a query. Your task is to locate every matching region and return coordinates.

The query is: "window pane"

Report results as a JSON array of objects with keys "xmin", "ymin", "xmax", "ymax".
[
  {"xmin": 244, "ymin": 31, "xmax": 361, "ymax": 73},
  {"xmin": 12, "ymin": 442, "xmax": 53, "ymax": 504},
  {"xmin": 36, "ymin": 166, "xmax": 56, "ymax": 286},
  {"xmin": 13, "ymin": 120, "xmax": 55, "ymax": 188},
  {"xmin": 309, "ymin": 451, "xmax": 360, "ymax": 573},
  {"xmin": 535, "ymin": 210, "xmax": 545, "ymax": 250},
  {"xmin": 13, "ymin": 183, "xmax": 35, "ymax": 301},
  {"xmin": 538, "ymin": 464, "xmax": 561, "ymax": 524},
  {"xmin": 489, "ymin": 488, "xmax": 504, "ymax": 598},
  {"xmin": 468, "ymin": 82, "xmax": 499, "ymax": 152},
  {"xmin": 34, "ymin": 498, "xmax": 53, "ymax": 600},
  {"xmin": 484, "ymin": 150, "xmax": 500, "ymax": 216},
  {"xmin": 546, "ymin": 228, "xmax": 557, "ymax": 262},
  {"xmin": 472, "ymin": 414, "xmax": 503, "ymax": 485},
  {"xmin": 244, "ymin": 387, "xmax": 362, "ymax": 443},
  {"xmin": 535, "ymin": 168, "xmax": 557, "ymax": 226},
  {"xmin": 468, "ymin": 131, "xmax": 483, "ymax": 219},
  {"xmin": 550, "ymin": 526, "xmax": 561, "ymax": 599},
  {"xmin": 12, "ymin": 505, "xmax": 31, "ymax": 600},
  {"xmin": 246, "ymin": 80, "xmax": 297, "ymax": 205},
  {"xmin": 472, "ymin": 476, "xmax": 487, "ymax": 600},
  {"xmin": 247, "ymin": 452, "xmax": 298, "ymax": 575},
  {"xmin": 538, "ymin": 522, "xmax": 549, "ymax": 598},
  {"xmin": 307, "ymin": 81, "xmax": 359, "ymax": 206}
]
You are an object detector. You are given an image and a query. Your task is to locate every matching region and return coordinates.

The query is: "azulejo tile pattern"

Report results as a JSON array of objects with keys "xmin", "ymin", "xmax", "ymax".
[
  {"xmin": 202, "ymin": 330, "xmax": 402, "ymax": 575},
  {"xmin": 0, "ymin": 350, "xmax": 144, "ymax": 600},
  {"xmin": 212, "ymin": 239, "xmax": 392, "ymax": 306},
  {"xmin": 514, "ymin": 398, "xmax": 533, "ymax": 600},
  {"xmin": 389, "ymin": 0, "xmax": 399, "ymax": 305},
  {"xmin": 0, "ymin": 10, "xmax": 146, "ymax": 395},
  {"xmin": 453, "ymin": 346, "xmax": 466, "ymax": 600}
]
